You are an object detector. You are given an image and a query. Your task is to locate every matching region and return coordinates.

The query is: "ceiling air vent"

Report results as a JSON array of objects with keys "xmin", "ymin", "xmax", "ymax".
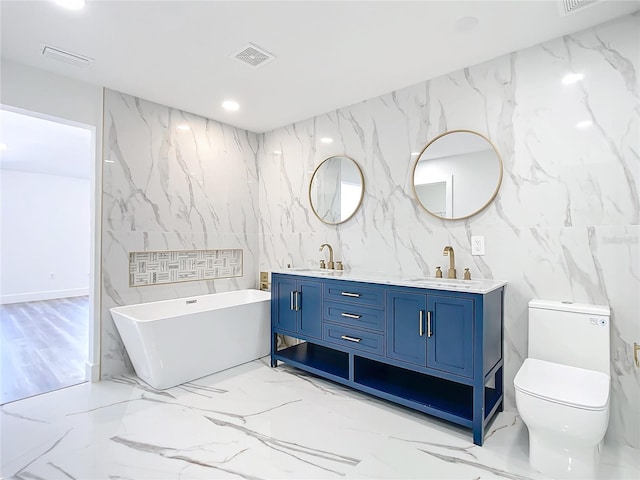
[
  {"xmin": 231, "ymin": 43, "xmax": 275, "ymax": 68},
  {"xmin": 559, "ymin": 0, "xmax": 598, "ymax": 16},
  {"xmin": 41, "ymin": 44, "xmax": 94, "ymax": 67}
]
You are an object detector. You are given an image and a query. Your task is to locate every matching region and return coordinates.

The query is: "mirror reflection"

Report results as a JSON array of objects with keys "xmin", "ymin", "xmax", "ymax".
[
  {"xmin": 309, "ymin": 155, "xmax": 364, "ymax": 224},
  {"xmin": 412, "ymin": 130, "xmax": 503, "ymax": 220}
]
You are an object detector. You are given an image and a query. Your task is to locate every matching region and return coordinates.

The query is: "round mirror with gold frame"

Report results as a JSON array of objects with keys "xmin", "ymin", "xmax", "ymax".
[
  {"xmin": 412, "ymin": 130, "xmax": 503, "ymax": 220},
  {"xmin": 309, "ymin": 155, "xmax": 364, "ymax": 225}
]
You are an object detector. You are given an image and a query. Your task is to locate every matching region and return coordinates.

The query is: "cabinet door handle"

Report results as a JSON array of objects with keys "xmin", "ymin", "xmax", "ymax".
[
  {"xmin": 290, "ymin": 291, "xmax": 295, "ymax": 311},
  {"xmin": 427, "ymin": 311, "xmax": 432, "ymax": 337},
  {"xmin": 341, "ymin": 312, "xmax": 361, "ymax": 319},
  {"xmin": 419, "ymin": 310, "xmax": 424, "ymax": 336},
  {"xmin": 340, "ymin": 335, "xmax": 361, "ymax": 343},
  {"xmin": 341, "ymin": 292, "xmax": 360, "ymax": 298},
  {"xmin": 295, "ymin": 291, "xmax": 300, "ymax": 311}
]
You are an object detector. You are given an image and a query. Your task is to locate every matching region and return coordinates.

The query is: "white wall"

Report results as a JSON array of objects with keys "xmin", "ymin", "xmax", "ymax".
[
  {"xmin": 0, "ymin": 59, "xmax": 103, "ymax": 381},
  {"xmin": 0, "ymin": 60, "xmax": 102, "ymax": 128},
  {"xmin": 0, "ymin": 170, "xmax": 90, "ymax": 303}
]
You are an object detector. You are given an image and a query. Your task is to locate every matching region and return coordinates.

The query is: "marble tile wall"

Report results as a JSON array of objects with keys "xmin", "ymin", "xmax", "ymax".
[
  {"xmin": 101, "ymin": 90, "xmax": 259, "ymax": 378},
  {"xmin": 257, "ymin": 13, "xmax": 639, "ymax": 447}
]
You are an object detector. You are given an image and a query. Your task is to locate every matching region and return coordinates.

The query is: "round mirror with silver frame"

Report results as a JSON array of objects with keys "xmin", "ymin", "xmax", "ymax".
[
  {"xmin": 412, "ymin": 130, "xmax": 503, "ymax": 220},
  {"xmin": 309, "ymin": 155, "xmax": 364, "ymax": 225}
]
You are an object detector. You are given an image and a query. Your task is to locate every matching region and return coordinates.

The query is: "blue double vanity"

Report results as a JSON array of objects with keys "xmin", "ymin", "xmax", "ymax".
[{"xmin": 270, "ymin": 269, "xmax": 506, "ymax": 446}]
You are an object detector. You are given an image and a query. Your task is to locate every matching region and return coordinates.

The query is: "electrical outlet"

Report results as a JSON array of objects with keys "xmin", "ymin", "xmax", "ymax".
[{"xmin": 471, "ymin": 236, "xmax": 485, "ymax": 255}]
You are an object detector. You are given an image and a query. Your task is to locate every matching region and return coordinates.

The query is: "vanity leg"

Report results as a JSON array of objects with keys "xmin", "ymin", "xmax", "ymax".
[
  {"xmin": 473, "ymin": 382, "xmax": 485, "ymax": 446},
  {"xmin": 270, "ymin": 332, "xmax": 278, "ymax": 368},
  {"xmin": 496, "ymin": 365, "xmax": 504, "ymax": 412}
]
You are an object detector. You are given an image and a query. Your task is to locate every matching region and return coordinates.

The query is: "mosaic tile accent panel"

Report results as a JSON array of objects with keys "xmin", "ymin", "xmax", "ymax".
[{"xmin": 129, "ymin": 249, "xmax": 243, "ymax": 287}]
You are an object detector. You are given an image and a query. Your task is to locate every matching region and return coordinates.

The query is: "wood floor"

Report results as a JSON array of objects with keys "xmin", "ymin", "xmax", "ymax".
[{"xmin": 0, "ymin": 296, "xmax": 89, "ymax": 405}]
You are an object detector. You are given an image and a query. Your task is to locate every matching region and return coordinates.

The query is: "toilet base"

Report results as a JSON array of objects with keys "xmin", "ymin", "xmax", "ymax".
[{"xmin": 529, "ymin": 431, "xmax": 602, "ymax": 479}]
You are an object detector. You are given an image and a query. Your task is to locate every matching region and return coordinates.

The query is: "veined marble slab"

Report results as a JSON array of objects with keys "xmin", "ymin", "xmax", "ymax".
[
  {"xmin": 273, "ymin": 268, "xmax": 507, "ymax": 294},
  {"xmin": 2, "ymin": 361, "xmax": 638, "ymax": 480}
]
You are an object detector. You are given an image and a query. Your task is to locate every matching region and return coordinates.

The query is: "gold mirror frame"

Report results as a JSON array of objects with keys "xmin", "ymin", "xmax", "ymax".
[
  {"xmin": 411, "ymin": 130, "xmax": 503, "ymax": 220},
  {"xmin": 309, "ymin": 155, "xmax": 365, "ymax": 225}
]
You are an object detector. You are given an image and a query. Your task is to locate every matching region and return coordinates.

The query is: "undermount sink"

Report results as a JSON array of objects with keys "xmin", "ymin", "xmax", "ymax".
[{"xmin": 406, "ymin": 277, "xmax": 481, "ymax": 286}]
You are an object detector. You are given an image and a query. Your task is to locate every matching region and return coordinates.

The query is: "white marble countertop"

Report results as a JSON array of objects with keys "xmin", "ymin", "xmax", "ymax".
[{"xmin": 272, "ymin": 268, "xmax": 507, "ymax": 294}]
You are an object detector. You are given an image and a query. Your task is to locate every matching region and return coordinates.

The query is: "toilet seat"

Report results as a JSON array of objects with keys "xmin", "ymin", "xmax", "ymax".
[{"xmin": 514, "ymin": 358, "xmax": 609, "ymax": 411}]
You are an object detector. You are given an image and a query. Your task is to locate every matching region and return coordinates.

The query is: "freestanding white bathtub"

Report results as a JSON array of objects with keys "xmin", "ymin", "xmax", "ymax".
[{"xmin": 110, "ymin": 289, "xmax": 271, "ymax": 389}]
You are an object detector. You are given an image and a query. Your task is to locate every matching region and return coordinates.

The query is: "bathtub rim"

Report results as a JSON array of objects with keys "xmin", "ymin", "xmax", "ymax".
[{"xmin": 110, "ymin": 288, "xmax": 271, "ymax": 323}]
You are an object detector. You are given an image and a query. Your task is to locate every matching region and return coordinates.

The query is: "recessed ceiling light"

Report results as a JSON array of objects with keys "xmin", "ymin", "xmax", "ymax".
[
  {"xmin": 53, "ymin": 0, "xmax": 86, "ymax": 10},
  {"xmin": 576, "ymin": 120, "xmax": 593, "ymax": 130},
  {"xmin": 273, "ymin": 150, "xmax": 282, "ymax": 155},
  {"xmin": 411, "ymin": 152, "xmax": 420, "ymax": 156},
  {"xmin": 562, "ymin": 73, "xmax": 584, "ymax": 85},
  {"xmin": 454, "ymin": 16, "xmax": 479, "ymax": 33},
  {"xmin": 320, "ymin": 137, "xmax": 333, "ymax": 144},
  {"xmin": 104, "ymin": 159, "xmax": 114, "ymax": 163},
  {"xmin": 177, "ymin": 124, "xmax": 190, "ymax": 131},
  {"xmin": 0, "ymin": 143, "xmax": 7, "ymax": 151},
  {"xmin": 222, "ymin": 100, "xmax": 240, "ymax": 112}
]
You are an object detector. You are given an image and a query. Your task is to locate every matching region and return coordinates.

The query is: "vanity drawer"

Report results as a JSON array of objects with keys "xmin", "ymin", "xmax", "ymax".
[
  {"xmin": 323, "ymin": 323, "xmax": 384, "ymax": 356},
  {"xmin": 323, "ymin": 281, "xmax": 385, "ymax": 307},
  {"xmin": 323, "ymin": 301, "xmax": 384, "ymax": 331}
]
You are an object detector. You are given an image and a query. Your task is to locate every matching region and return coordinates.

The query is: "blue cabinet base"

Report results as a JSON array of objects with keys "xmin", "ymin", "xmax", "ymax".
[
  {"xmin": 272, "ymin": 340, "xmax": 503, "ymax": 445},
  {"xmin": 270, "ymin": 273, "xmax": 505, "ymax": 446}
]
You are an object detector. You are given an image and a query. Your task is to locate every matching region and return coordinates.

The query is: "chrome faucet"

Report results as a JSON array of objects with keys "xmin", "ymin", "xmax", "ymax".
[
  {"xmin": 443, "ymin": 245, "xmax": 456, "ymax": 279},
  {"xmin": 319, "ymin": 243, "xmax": 335, "ymax": 269}
]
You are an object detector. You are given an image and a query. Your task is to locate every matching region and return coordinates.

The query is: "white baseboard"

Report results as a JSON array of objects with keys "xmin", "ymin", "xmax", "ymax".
[
  {"xmin": 0, "ymin": 288, "xmax": 89, "ymax": 305},
  {"xmin": 85, "ymin": 361, "xmax": 100, "ymax": 382}
]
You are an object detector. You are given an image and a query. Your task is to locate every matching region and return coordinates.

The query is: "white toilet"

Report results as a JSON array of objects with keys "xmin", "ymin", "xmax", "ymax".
[{"xmin": 514, "ymin": 299, "xmax": 610, "ymax": 479}]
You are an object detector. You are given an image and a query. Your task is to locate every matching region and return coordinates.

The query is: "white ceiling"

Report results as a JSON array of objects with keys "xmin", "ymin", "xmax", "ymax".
[
  {"xmin": 1, "ymin": 1, "xmax": 638, "ymax": 134},
  {"xmin": 0, "ymin": 108, "xmax": 93, "ymax": 179}
]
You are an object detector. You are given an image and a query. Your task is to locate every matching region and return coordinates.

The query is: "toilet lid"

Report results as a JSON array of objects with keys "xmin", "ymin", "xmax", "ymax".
[{"xmin": 514, "ymin": 358, "xmax": 609, "ymax": 411}]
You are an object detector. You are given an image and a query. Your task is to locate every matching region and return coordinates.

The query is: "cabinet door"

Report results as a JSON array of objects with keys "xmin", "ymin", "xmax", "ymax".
[
  {"xmin": 298, "ymin": 280, "xmax": 322, "ymax": 339},
  {"xmin": 427, "ymin": 295, "xmax": 474, "ymax": 378},
  {"xmin": 273, "ymin": 276, "xmax": 297, "ymax": 333},
  {"xmin": 386, "ymin": 291, "xmax": 427, "ymax": 365}
]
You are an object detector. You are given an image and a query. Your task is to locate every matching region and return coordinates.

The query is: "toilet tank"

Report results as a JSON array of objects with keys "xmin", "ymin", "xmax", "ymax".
[{"xmin": 528, "ymin": 299, "xmax": 610, "ymax": 375}]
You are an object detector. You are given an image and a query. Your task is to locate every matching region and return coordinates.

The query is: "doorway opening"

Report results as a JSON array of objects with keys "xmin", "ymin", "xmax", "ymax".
[{"xmin": 0, "ymin": 107, "xmax": 95, "ymax": 404}]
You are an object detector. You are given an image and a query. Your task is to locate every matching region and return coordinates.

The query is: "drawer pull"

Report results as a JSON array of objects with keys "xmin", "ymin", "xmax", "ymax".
[
  {"xmin": 427, "ymin": 311, "xmax": 432, "ymax": 337},
  {"xmin": 340, "ymin": 335, "xmax": 361, "ymax": 343},
  {"xmin": 341, "ymin": 312, "xmax": 361, "ymax": 319},
  {"xmin": 341, "ymin": 292, "xmax": 361, "ymax": 298}
]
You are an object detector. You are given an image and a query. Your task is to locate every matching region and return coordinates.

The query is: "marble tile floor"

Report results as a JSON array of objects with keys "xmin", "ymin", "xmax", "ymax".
[{"xmin": 1, "ymin": 359, "xmax": 638, "ymax": 480}]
